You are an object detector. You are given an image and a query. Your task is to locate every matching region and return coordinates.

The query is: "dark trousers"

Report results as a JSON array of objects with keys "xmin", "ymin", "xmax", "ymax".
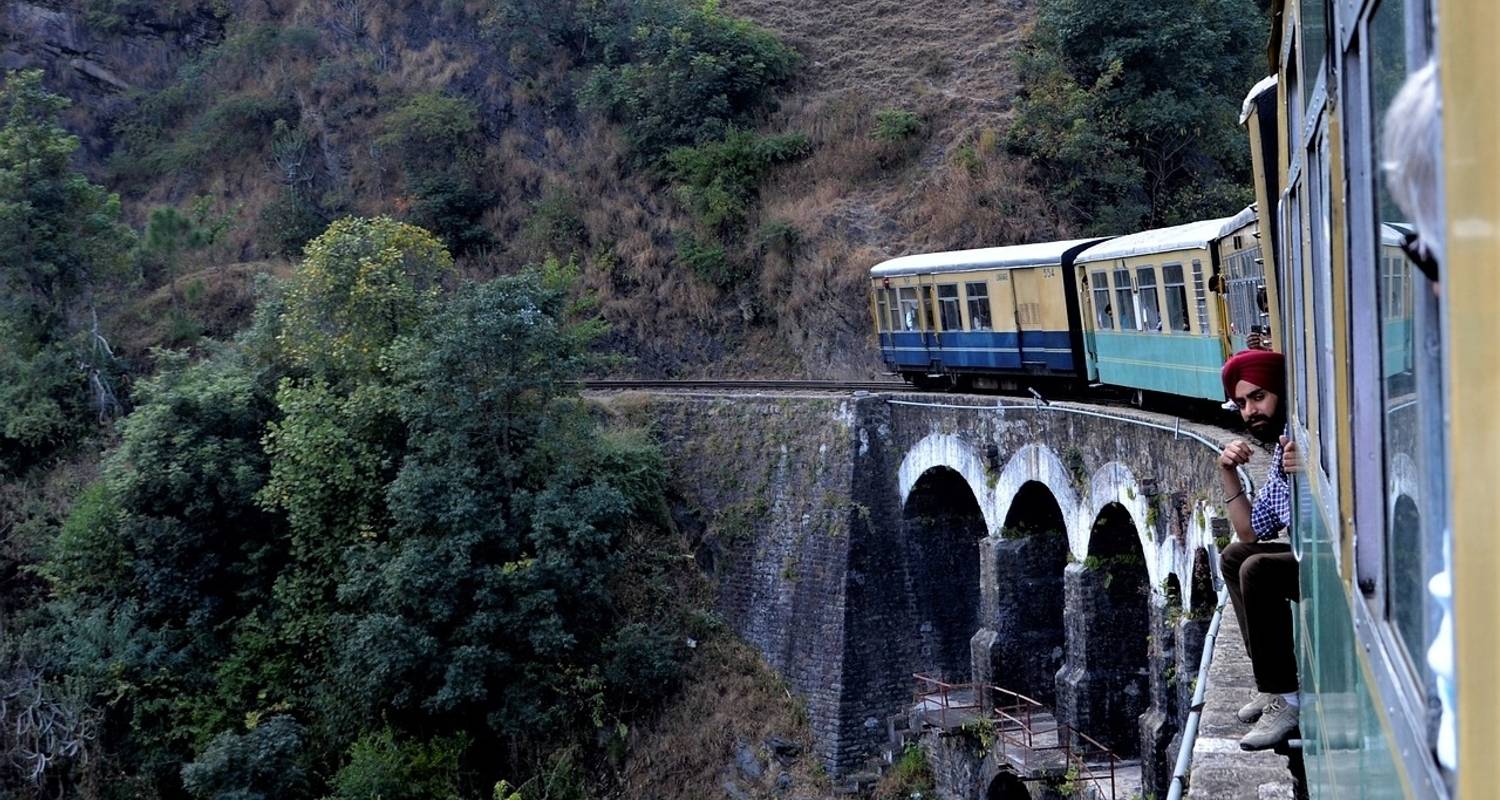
[{"xmin": 1220, "ymin": 541, "xmax": 1299, "ymax": 694}]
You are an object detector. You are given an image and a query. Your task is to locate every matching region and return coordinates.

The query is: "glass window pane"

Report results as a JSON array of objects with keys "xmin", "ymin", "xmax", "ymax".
[
  {"xmin": 1163, "ymin": 264, "xmax": 1190, "ymax": 332},
  {"xmin": 898, "ymin": 287, "xmax": 920, "ymax": 331},
  {"xmin": 1372, "ymin": 0, "xmax": 1443, "ymax": 700},
  {"xmin": 965, "ymin": 282, "xmax": 992, "ymax": 330},
  {"xmin": 937, "ymin": 284, "xmax": 962, "ymax": 330},
  {"xmin": 1137, "ymin": 267, "xmax": 1161, "ymax": 331},
  {"xmin": 1092, "ymin": 272, "xmax": 1113, "ymax": 329},
  {"xmin": 1113, "ymin": 268, "xmax": 1137, "ymax": 330}
]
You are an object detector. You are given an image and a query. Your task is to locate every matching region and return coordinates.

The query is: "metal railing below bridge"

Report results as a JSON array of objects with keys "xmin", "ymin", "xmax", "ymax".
[{"xmin": 912, "ymin": 673, "xmax": 1122, "ymax": 799}]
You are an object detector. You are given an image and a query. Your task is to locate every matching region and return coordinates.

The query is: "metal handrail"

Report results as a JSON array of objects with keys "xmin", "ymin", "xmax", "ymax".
[{"xmin": 912, "ymin": 674, "xmax": 1125, "ymax": 798}]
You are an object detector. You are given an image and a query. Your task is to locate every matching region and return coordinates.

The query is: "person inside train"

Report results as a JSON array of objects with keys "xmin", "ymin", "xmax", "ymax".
[{"xmin": 1213, "ymin": 349, "xmax": 1302, "ymax": 751}]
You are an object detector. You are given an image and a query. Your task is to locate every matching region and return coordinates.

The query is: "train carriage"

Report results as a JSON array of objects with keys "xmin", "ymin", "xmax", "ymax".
[
  {"xmin": 1248, "ymin": 0, "xmax": 1499, "ymax": 796},
  {"xmin": 869, "ymin": 239, "xmax": 1104, "ymax": 389},
  {"xmin": 1072, "ymin": 211, "xmax": 1253, "ymax": 401}
]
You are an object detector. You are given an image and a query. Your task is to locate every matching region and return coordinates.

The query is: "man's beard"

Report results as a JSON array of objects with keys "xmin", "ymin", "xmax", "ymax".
[{"xmin": 1246, "ymin": 408, "xmax": 1285, "ymax": 444}]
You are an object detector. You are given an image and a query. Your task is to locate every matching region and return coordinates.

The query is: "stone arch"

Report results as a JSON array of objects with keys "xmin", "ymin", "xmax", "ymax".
[
  {"xmin": 993, "ymin": 443, "xmax": 1081, "ymax": 540},
  {"xmin": 985, "ymin": 770, "xmax": 1029, "ymax": 800},
  {"xmin": 904, "ymin": 465, "xmax": 988, "ymax": 681},
  {"xmin": 1085, "ymin": 461, "xmax": 1157, "ymax": 585},
  {"xmin": 899, "ymin": 432, "xmax": 997, "ymax": 534},
  {"xmin": 1056, "ymin": 500, "xmax": 1152, "ymax": 758},
  {"xmin": 972, "ymin": 480, "xmax": 1069, "ymax": 704}
]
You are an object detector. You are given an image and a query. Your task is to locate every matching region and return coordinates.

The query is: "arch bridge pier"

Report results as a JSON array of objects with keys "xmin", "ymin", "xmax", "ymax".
[{"xmin": 622, "ymin": 391, "xmax": 1258, "ymax": 797}]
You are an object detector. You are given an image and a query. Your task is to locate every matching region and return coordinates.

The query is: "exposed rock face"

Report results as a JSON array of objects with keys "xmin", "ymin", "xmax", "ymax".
[{"xmin": 0, "ymin": 1, "xmax": 225, "ymax": 160}]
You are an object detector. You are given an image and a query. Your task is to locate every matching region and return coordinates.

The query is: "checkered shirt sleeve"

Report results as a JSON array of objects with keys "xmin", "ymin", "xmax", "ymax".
[{"xmin": 1250, "ymin": 439, "xmax": 1291, "ymax": 541}]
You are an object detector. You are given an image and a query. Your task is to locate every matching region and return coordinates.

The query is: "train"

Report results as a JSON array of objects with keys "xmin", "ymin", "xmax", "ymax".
[{"xmin": 869, "ymin": 0, "xmax": 1499, "ymax": 796}]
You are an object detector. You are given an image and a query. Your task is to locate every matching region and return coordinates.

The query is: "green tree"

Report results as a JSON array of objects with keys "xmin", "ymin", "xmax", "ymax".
[
  {"xmin": 377, "ymin": 94, "xmax": 494, "ymax": 252},
  {"xmin": 275, "ymin": 216, "xmax": 453, "ymax": 383},
  {"xmin": 1007, "ymin": 0, "xmax": 1263, "ymax": 232},
  {"xmin": 0, "ymin": 70, "xmax": 134, "ymax": 471},
  {"xmin": 326, "ymin": 270, "xmax": 676, "ymax": 751},
  {"xmin": 578, "ymin": 0, "xmax": 799, "ymax": 163}
]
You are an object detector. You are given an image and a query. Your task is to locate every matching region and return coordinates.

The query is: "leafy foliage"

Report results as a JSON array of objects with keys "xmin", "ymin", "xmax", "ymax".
[
  {"xmin": 578, "ymin": 0, "xmax": 800, "ymax": 163},
  {"xmin": 666, "ymin": 131, "xmax": 810, "ymax": 232},
  {"xmin": 180, "ymin": 716, "xmax": 307, "ymax": 800},
  {"xmin": 0, "ymin": 70, "xmax": 134, "ymax": 473},
  {"xmin": 377, "ymin": 93, "xmax": 495, "ymax": 252},
  {"xmin": 1006, "ymin": 0, "xmax": 1263, "ymax": 232},
  {"xmin": 275, "ymin": 216, "xmax": 452, "ymax": 382}
]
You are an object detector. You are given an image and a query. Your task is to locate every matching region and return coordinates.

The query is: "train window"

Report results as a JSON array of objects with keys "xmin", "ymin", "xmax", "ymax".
[
  {"xmin": 876, "ymin": 286, "xmax": 900, "ymax": 330},
  {"xmin": 1091, "ymin": 272, "xmax": 1113, "ymax": 329},
  {"xmin": 965, "ymin": 282, "xmax": 993, "ymax": 330},
  {"xmin": 921, "ymin": 286, "xmax": 937, "ymax": 332},
  {"xmin": 1372, "ymin": 0, "xmax": 1445, "ymax": 705},
  {"xmin": 1136, "ymin": 267, "xmax": 1161, "ymax": 331},
  {"xmin": 1309, "ymin": 126, "xmax": 1339, "ymax": 487},
  {"xmin": 1162, "ymin": 264, "xmax": 1190, "ymax": 332},
  {"xmin": 876, "ymin": 288, "xmax": 889, "ymax": 331},
  {"xmin": 1301, "ymin": 0, "xmax": 1328, "ymax": 107},
  {"xmin": 1190, "ymin": 260, "xmax": 1209, "ymax": 334},
  {"xmin": 1112, "ymin": 268, "xmax": 1137, "ymax": 331},
  {"xmin": 937, "ymin": 284, "xmax": 962, "ymax": 331},
  {"xmin": 898, "ymin": 287, "xmax": 920, "ymax": 331}
]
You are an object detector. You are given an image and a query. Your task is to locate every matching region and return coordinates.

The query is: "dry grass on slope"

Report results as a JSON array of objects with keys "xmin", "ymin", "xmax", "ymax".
[
  {"xmin": 611, "ymin": 634, "xmax": 832, "ymax": 800},
  {"xmin": 719, "ymin": 0, "xmax": 1068, "ymax": 376}
]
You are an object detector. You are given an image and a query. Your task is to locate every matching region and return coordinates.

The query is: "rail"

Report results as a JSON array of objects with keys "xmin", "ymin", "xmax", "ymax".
[{"xmin": 912, "ymin": 674, "xmax": 1122, "ymax": 799}]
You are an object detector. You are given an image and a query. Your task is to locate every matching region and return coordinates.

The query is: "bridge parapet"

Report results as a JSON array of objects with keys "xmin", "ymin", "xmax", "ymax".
[{"xmin": 593, "ymin": 389, "xmax": 1272, "ymax": 785}]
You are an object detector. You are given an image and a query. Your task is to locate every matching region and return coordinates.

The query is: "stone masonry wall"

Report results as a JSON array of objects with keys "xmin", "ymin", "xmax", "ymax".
[{"xmin": 596, "ymin": 391, "xmax": 1261, "ymax": 780}]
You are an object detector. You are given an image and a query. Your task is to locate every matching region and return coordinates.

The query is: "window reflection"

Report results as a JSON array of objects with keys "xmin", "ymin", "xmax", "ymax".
[{"xmin": 1372, "ymin": 0, "xmax": 1441, "ymax": 704}]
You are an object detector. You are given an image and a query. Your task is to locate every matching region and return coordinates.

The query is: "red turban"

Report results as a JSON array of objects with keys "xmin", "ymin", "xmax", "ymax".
[{"xmin": 1221, "ymin": 350, "xmax": 1285, "ymax": 399}]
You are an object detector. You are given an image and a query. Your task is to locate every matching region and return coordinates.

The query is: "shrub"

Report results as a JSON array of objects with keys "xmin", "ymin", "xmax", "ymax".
[
  {"xmin": 873, "ymin": 109, "xmax": 922, "ymax": 143},
  {"xmin": 666, "ymin": 131, "xmax": 810, "ymax": 232},
  {"xmin": 578, "ymin": 0, "xmax": 799, "ymax": 163},
  {"xmin": 330, "ymin": 730, "xmax": 467, "ymax": 800},
  {"xmin": 180, "ymin": 716, "xmax": 308, "ymax": 800},
  {"xmin": 377, "ymin": 93, "xmax": 493, "ymax": 251},
  {"xmin": 257, "ymin": 188, "xmax": 329, "ymax": 259},
  {"xmin": 676, "ymin": 233, "xmax": 737, "ymax": 288}
]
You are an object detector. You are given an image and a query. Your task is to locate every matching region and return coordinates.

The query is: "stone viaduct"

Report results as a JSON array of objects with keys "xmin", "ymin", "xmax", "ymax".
[{"xmin": 598, "ymin": 390, "xmax": 1256, "ymax": 799}]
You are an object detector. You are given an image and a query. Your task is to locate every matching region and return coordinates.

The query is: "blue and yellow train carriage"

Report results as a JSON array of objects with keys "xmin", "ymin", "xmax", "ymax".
[
  {"xmin": 869, "ymin": 239, "xmax": 1103, "ymax": 389},
  {"xmin": 1073, "ymin": 210, "xmax": 1254, "ymax": 400}
]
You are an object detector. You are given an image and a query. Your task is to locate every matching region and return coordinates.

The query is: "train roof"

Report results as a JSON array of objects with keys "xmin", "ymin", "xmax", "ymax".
[
  {"xmin": 869, "ymin": 238, "xmax": 1105, "ymax": 277},
  {"xmin": 1074, "ymin": 208, "xmax": 1255, "ymax": 263},
  {"xmin": 1240, "ymin": 75, "xmax": 1278, "ymax": 125}
]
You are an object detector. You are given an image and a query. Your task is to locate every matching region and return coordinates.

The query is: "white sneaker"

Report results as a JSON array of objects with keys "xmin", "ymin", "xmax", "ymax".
[
  {"xmin": 1236, "ymin": 691, "xmax": 1277, "ymax": 724},
  {"xmin": 1239, "ymin": 696, "xmax": 1299, "ymax": 751}
]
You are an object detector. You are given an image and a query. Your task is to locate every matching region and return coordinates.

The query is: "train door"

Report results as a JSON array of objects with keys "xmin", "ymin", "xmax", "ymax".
[
  {"xmin": 1011, "ymin": 268, "xmax": 1044, "ymax": 370},
  {"xmin": 919, "ymin": 276, "xmax": 940, "ymax": 373}
]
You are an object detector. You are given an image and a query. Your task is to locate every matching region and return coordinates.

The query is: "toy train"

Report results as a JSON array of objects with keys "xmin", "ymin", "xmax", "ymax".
[{"xmin": 869, "ymin": 208, "xmax": 1413, "ymax": 401}]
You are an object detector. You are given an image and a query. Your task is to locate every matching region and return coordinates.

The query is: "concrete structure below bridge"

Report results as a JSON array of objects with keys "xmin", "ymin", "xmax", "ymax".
[{"xmin": 592, "ymin": 389, "xmax": 1278, "ymax": 798}]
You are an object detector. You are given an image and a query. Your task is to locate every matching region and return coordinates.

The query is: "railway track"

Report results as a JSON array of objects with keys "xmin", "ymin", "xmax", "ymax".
[{"xmin": 582, "ymin": 378, "xmax": 912, "ymax": 392}]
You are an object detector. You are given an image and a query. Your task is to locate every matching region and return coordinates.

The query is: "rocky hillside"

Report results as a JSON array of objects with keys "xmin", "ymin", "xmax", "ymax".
[{"xmin": 1, "ymin": 0, "xmax": 1062, "ymax": 378}]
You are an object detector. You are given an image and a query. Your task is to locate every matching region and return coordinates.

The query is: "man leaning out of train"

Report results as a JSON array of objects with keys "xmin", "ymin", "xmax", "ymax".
[{"xmin": 1213, "ymin": 349, "xmax": 1302, "ymax": 751}]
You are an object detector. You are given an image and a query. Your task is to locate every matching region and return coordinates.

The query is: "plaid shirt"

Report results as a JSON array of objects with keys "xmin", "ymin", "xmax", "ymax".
[{"xmin": 1250, "ymin": 434, "xmax": 1291, "ymax": 540}]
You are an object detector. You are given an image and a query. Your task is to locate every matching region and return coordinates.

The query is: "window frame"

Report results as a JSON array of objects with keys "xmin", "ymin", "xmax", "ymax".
[
  {"xmin": 964, "ymin": 281, "xmax": 993, "ymax": 331},
  {"xmin": 1091, "ymin": 271, "xmax": 1113, "ymax": 330},
  {"xmin": 1162, "ymin": 263, "xmax": 1190, "ymax": 332},
  {"xmin": 1136, "ymin": 266, "xmax": 1161, "ymax": 332},
  {"xmin": 1112, "ymin": 267, "xmax": 1138, "ymax": 331},
  {"xmin": 936, "ymin": 283, "xmax": 963, "ymax": 331}
]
